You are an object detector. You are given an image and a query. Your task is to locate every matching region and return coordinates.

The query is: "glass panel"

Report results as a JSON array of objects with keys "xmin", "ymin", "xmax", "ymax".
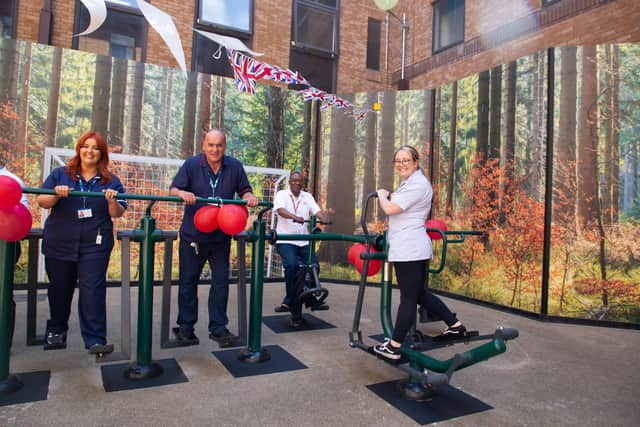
[
  {"xmin": 106, "ymin": 0, "xmax": 139, "ymax": 8},
  {"xmin": 77, "ymin": 7, "xmax": 145, "ymax": 60},
  {"xmin": 295, "ymin": 3, "xmax": 335, "ymax": 52},
  {"xmin": 367, "ymin": 18, "xmax": 381, "ymax": 70},
  {"xmin": 200, "ymin": 0, "xmax": 251, "ymax": 33},
  {"xmin": 0, "ymin": 0, "xmax": 15, "ymax": 39},
  {"xmin": 433, "ymin": 0, "xmax": 464, "ymax": 52}
]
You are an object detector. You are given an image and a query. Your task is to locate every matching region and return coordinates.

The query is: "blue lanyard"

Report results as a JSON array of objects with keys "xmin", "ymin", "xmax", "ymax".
[
  {"xmin": 77, "ymin": 175, "xmax": 99, "ymax": 208},
  {"xmin": 206, "ymin": 167, "xmax": 223, "ymax": 197}
]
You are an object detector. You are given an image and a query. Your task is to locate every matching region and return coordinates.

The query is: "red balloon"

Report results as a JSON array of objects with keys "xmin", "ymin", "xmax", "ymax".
[
  {"xmin": 194, "ymin": 205, "xmax": 220, "ymax": 233},
  {"xmin": 218, "ymin": 204, "xmax": 249, "ymax": 235},
  {"xmin": 425, "ymin": 218, "xmax": 447, "ymax": 240},
  {"xmin": 0, "ymin": 175, "xmax": 23, "ymax": 211},
  {"xmin": 0, "ymin": 203, "xmax": 32, "ymax": 242},
  {"xmin": 352, "ymin": 244, "xmax": 383, "ymax": 277},
  {"xmin": 347, "ymin": 243, "xmax": 366, "ymax": 266}
]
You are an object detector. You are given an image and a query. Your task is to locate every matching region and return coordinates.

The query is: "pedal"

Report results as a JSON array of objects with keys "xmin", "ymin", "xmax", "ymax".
[
  {"xmin": 210, "ymin": 334, "xmax": 240, "ymax": 348},
  {"xmin": 89, "ymin": 343, "xmax": 114, "ymax": 357},
  {"xmin": 43, "ymin": 342, "xmax": 67, "ymax": 351}
]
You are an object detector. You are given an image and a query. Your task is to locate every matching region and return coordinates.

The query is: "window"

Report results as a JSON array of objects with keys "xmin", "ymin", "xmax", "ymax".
[
  {"xmin": 293, "ymin": 0, "xmax": 338, "ymax": 54},
  {"xmin": 198, "ymin": 0, "xmax": 252, "ymax": 34},
  {"xmin": 366, "ymin": 18, "xmax": 381, "ymax": 71},
  {"xmin": 75, "ymin": 2, "xmax": 146, "ymax": 60},
  {"xmin": 541, "ymin": 0, "xmax": 562, "ymax": 5},
  {"xmin": 432, "ymin": 0, "xmax": 465, "ymax": 53},
  {"xmin": 0, "ymin": 0, "xmax": 17, "ymax": 39}
]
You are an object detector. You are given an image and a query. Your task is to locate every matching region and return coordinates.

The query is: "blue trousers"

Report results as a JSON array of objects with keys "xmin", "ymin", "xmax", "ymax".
[
  {"xmin": 276, "ymin": 243, "xmax": 318, "ymax": 307},
  {"xmin": 177, "ymin": 238, "xmax": 230, "ymax": 334},
  {"xmin": 45, "ymin": 255, "xmax": 110, "ymax": 348}
]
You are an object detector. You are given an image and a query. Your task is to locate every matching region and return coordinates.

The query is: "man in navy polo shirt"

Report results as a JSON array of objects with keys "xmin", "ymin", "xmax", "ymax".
[{"xmin": 170, "ymin": 129, "xmax": 259, "ymax": 346}]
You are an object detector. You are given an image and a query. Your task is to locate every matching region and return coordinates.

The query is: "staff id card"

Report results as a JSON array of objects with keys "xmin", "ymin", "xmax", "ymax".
[{"xmin": 77, "ymin": 208, "xmax": 93, "ymax": 219}]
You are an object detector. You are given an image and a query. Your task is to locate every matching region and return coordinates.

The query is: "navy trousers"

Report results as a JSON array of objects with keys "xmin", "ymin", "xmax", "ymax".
[
  {"xmin": 45, "ymin": 255, "xmax": 110, "ymax": 348},
  {"xmin": 276, "ymin": 243, "xmax": 318, "ymax": 307},
  {"xmin": 177, "ymin": 238, "xmax": 231, "ymax": 334}
]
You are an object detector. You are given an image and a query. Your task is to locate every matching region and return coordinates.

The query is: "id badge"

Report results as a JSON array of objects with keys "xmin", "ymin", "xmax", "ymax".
[
  {"xmin": 96, "ymin": 234, "xmax": 102, "ymax": 245},
  {"xmin": 77, "ymin": 208, "xmax": 93, "ymax": 219}
]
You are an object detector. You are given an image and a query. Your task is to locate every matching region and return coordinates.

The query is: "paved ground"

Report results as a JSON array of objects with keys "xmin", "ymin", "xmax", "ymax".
[{"xmin": 1, "ymin": 282, "xmax": 639, "ymax": 426}]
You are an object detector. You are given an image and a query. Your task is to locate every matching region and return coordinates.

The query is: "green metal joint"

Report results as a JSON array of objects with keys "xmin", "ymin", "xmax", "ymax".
[{"xmin": 402, "ymin": 338, "xmax": 508, "ymax": 373}]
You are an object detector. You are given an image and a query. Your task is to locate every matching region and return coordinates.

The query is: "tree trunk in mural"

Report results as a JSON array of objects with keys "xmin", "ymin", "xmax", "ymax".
[
  {"xmin": 0, "ymin": 38, "xmax": 19, "ymax": 154},
  {"xmin": 267, "ymin": 86, "xmax": 284, "ymax": 169},
  {"xmin": 603, "ymin": 44, "xmax": 620, "ymax": 225},
  {"xmin": 434, "ymin": 88, "xmax": 442, "ymax": 216},
  {"xmin": 197, "ymin": 73, "xmax": 212, "ymax": 147},
  {"xmin": 109, "ymin": 58, "xmax": 127, "ymax": 150},
  {"xmin": 377, "ymin": 91, "xmax": 396, "ymax": 221},
  {"xmin": 91, "ymin": 55, "xmax": 112, "ymax": 136},
  {"xmin": 446, "ymin": 82, "xmax": 458, "ymax": 219},
  {"xmin": 16, "ymin": 42, "xmax": 31, "ymax": 167},
  {"xmin": 489, "ymin": 65, "xmax": 502, "ymax": 161},
  {"xmin": 424, "ymin": 89, "xmax": 437, "ymax": 214},
  {"xmin": 45, "ymin": 48, "xmax": 63, "ymax": 148},
  {"xmin": 127, "ymin": 61, "xmax": 144, "ymax": 154},
  {"xmin": 476, "ymin": 70, "xmax": 490, "ymax": 165},
  {"xmin": 158, "ymin": 68, "xmax": 174, "ymax": 157},
  {"xmin": 555, "ymin": 46, "xmax": 577, "ymax": 231},
  {"xmin": 213, "ymin": 76, "xmax": 226, "ymax": 130},
  {"xmin": 301, "ymin": 100, "xmax": 312, "ymax": 187},
  {"xmin": 504, "ymin": 61, "xmax": 517, "ymax": 187},
  {"xmin": 530, "ymin": 51, "xmax": 546, "ymax": 201},
  {"xmin": 577, "ymin": 46, "xmax": 600, "ymax": 231},
  {"xmin": 181, "ymin": 72, "xmax": 198, "ymax": 158},
  {"xmin": 318, "ymin": 94, "xmax": 356, "ymax": 264},
  {"xmin": 362, "ymin": 92, "xmax": 377, "ymax": 213}
]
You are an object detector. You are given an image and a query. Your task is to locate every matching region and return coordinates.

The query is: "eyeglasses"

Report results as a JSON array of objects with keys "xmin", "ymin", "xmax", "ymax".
[{"xmin": 393, "ymin": 159, "xmax": 413, "ymax": 166}]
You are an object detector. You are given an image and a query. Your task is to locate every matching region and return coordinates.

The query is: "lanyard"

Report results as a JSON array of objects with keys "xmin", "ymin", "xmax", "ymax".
[
  {"xmin": 206, "ymin": 167, "xmax": 223, "ymax": 197},
  {"xmin": 77, "ymin": 175, "xmax": 99, "ymax": 208},
  {"xmin": 290, "ymin": 194, "xmax": 301, "ymax": 214}
]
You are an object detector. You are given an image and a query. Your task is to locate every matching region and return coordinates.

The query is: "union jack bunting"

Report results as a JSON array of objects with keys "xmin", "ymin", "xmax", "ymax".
[
  {"xmin": 226, "ymin": 49, "xmax": 271, "ymax": 94},
  {"xmin": 301, "ymin": 87, "xmax": 327, "ymax": 102}
]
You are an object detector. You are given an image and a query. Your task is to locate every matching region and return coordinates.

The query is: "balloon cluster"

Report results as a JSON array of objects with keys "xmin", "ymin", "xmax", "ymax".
[
  {"xmin": 347, "ymin": 243, "xmax": 382, "ymax": 277},
  {"xmin": 425, "ymin": 218, "xmax": 447, "ymax": 240},
  {"xmin": 194, "ymin": 203, "xmax": 248, "ymax": 235},
  {"xmin": 0, "ymin": 176, "xmax": 32, "ymax": 242}
]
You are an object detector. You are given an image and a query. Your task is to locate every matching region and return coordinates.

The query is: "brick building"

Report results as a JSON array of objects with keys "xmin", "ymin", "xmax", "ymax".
[{"xmin": 1, "ymin": 0, "xmax": 639, "ymax": 93}]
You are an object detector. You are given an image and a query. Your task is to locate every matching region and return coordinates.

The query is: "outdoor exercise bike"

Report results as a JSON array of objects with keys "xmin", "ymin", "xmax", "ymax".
[
  {"xmin": 349, "ymin": 192, "xmax": 519, "ymax": 401},
  {"xmin": 274, "ymin": 217, "xmax": 331, "ymax": 328}
]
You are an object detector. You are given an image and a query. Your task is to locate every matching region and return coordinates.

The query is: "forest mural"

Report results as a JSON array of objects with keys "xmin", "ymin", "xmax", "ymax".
[{"xmin": 1, "ymin": 38, "xmax": 639, "ymax": 324}]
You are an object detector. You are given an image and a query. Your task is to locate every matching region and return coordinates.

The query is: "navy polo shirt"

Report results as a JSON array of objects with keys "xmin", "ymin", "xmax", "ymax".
[
  {"xmin": 41, "ymin": 166, "xmax": 128, "ymax": 262},
  {"xmin": 171, "ymin": 154, "xmax": 253, "ymax": 243}
]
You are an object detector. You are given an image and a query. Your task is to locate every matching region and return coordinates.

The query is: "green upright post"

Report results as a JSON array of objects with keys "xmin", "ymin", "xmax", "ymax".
[
  {"xmin": 0, "ymin": 240, "xmax": 22, "ymax": 394},
  {"xmin": 239, "ymin": 217, "xmax": 270, "ymax": 363},
  {"xmin": 125, "ymin": 209, "xmax": 163, "ymax": 379}
]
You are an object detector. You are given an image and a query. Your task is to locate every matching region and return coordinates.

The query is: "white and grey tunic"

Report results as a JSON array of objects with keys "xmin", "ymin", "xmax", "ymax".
[{"xmin": 387, "ymin": 169, "xmax": 433, "ymax": 262}]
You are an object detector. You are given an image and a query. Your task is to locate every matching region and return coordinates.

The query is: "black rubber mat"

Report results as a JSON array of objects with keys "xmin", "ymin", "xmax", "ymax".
[
  {"xmin": 0, "ymin": 370, "xmax": 50, "ymax": 406},
  {"xmin": 212, "ymin": 344, "xmax": 307, "ymax": 378},
  {"xmin": 101, "ymin": 358, "xmax": 188, "ymax": 392},
  {"xmin": 262, "ymin": 314, "xmax": 335, "ymax": 333},
  {"xmin": 366, "ymin": 380, "xmax": 492, "ymax": 425}
]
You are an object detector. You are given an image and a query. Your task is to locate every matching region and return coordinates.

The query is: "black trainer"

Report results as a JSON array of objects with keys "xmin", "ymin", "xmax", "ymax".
[
  {"xmin": 274, "ymin": 304, "xmax": 290, "ymax": 313},
  {"xmin": 373, "ymin": 339, "xmax": 402, "ymax": 360},
  {"xmin": 209, "ymin": 327, "xmax": 235, "ymax": 340},
  {"xmin": 88, "ymin": 343, "xmax": 114, "ymax": 356},
  {"xmin": 433, "ymin": 324, "xmax": 467, "ymax": 342},
  {"xmin": 44, "ymin": 330, "xmax": 67, "ymax": 350},
  {"xmin": 172, "ymin": 327, "xmax": 200, "ymax": 346}
]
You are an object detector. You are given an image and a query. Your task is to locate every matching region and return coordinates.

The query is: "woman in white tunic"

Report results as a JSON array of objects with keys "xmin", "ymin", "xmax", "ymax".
[{"xmin": 373, "ymin": 145, "xmax": 466, "ymax": 360}]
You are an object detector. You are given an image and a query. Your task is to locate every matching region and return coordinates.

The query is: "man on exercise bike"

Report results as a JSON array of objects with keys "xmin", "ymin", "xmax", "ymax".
[{"xmin": 273, "ymin": 171, "xmax": 329, "ymax": 325}]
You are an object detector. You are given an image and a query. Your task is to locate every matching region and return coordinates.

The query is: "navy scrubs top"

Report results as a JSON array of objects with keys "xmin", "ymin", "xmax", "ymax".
[
  {"xmin": 41, "ymin": 166, "xmax": 128, "ymax": 262},
  {"xmin": 171, "ymin": 154, "xmax": 253, "ymax": 243}
]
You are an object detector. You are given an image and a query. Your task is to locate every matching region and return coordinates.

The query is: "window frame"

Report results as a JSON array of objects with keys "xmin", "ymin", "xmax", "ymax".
[
  {"xmin": 431, "ymin": 0, "xmax": 465, "ymax": 54},
  {"xmin": 72, "ymin": 0, "xmax": 148, "ymax": 61},
  {"xmin": 196, "ymin": 0, "xmax": 254, "ymax": 37},
  {"xmin": 291, "ymin": 0, "xmax": 340, "ymax": 57}
]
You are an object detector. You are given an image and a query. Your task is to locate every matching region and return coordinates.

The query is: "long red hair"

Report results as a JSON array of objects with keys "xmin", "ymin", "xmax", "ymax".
[{"xmin": 66, "ymin": 131, "xmax": 112, "ymax": 183}]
